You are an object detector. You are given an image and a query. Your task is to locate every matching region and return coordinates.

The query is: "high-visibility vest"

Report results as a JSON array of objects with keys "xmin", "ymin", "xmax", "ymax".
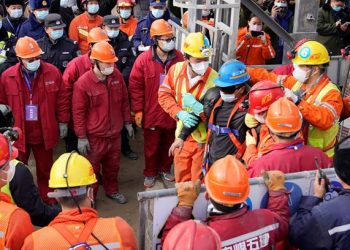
[
  {"xmin": 292, "ymin": 79, "xmax": 340, "ymax": 157},
  {"xmin": 172, "ymin": 62, "xmax": 217, "ymax": 143},
  {"xmin": 0, "ymin": 200, "xmax": 19, "ymax": 250},
  {"xmin": 0, "ymin": 160, "xmax": 19, "ymax": 204}
]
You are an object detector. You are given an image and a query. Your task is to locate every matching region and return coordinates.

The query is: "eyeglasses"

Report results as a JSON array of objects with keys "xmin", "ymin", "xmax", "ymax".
[{"xmin": 157, "ymin": 37, "xmax": 176, "ymax": 42}]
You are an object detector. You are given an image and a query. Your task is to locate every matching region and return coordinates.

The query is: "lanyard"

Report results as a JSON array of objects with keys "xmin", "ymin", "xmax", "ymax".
[
  {"xmin": 23, "ymin": 71, "xmax": 36, "ymax": 104},
  {"xmin": 6, "ymin": 16, "xmax": 20, "ymax": 35}
]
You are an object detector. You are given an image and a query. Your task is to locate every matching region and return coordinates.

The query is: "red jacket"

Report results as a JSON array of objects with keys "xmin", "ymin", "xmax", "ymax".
[
  {"xmin": 73, "ymin": 69, "xmax": 130, "ymax": 138},
  {"xmin": 129, "ymin": 48, "xmax": 184, "ymax": 129},
  {"xmin": 162, "ymin": 191, "xmax": 289, "ymax": 250},
  {"xmin": 0, "ymin": 62, "xmax": 69, "ymax": 152},
  {"xmin": 248, "ymin": 138, "xmax": 332, "ymax": 177}
]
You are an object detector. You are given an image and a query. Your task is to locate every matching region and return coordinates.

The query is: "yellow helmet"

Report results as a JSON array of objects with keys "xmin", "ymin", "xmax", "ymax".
[
  {"xmin": 292, "ymin": 41, "xmax": 330, "ymax": 65},
  {"xmin": 49, "ymin": 153, "xmax": 97, "ymax": 189},
  {"xmin": 183, "ymin": 32, "xmax": 212, "ymax": 58}
]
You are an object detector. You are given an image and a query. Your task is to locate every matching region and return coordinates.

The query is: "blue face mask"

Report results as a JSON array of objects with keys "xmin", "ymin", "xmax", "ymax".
[
  {"xmin": 87, "ymin": 4, "xmax": 99, "ymax": 14},
  {"xmin": 120, "ymin": 9, "xmax": 131, "ymax": 19},
  {"xmin": 9, "ymin": 8, "xmax": 23, "ymax": 19},
  {"xmin": 49, "ymin": 29, "xmax": 64, "ymax": 40},
  {"xmin": 332, "ymin": 6, "xmax": 343, "ymax": 12},
  {"xmin": 151, "ymin": 9, "xmax": 164, "ymax": 19},
  {"xmin": 107, "ymin": 29, "xmax": 119, "ymax": 38},
  {"xmin": 25, "ymin": 59, "xmax": 40, "ymax": 72},
  {"xmin": 35, "ymin": 10, "xmax": 49, "ymax": 21}
]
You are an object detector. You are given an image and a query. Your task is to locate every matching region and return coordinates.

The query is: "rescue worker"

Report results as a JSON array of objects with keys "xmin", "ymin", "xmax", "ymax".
[
  {"xmin": 0, "ymin": 132, "xmax": 34, "ymax": 250},
  {"xmin": 290, "ymin": 135, "xmax": 350, "ymax": 249},
  {"xmin": 158, "ymin": 32, "xmax": 217, "ymax": 182},
  {"xmin": 161, "ymin": 155, "xmax": 290, "ymax": 249},
  {"xmin": 0, "ymin": 5, "xmax": 18, "ymax": 74},
  {"xmin": 72, "ymin": 41, "xmax": 133, "ymax": 204},
  {"xmin": 22, "ymin": 152, "xmax": 138, "ymax": 249},
  {"xmin": 102, "ymin": 15, "xmax": 138, "ymax": 161},
  {"xmin": 243, "ymin": 80, "xmax": 284, "ymax": 166},
  {"xmin": 117, "ymin": 0, "xmax": 138, "ymax": 39},
  {"xmin": 38, "ymin": 13, "xmax": 80, "ymax": 73},
  {"xmin": 18, "ymin": 0, "xmax": 50, "ymax": 40},
  {"xmin": 248, "ymin": 40, "xmax": 343, "ymax": 158},
  {"xmin": 236, "ymin": 14, "xmax": 276, "ymax": 65},
  {"xmin": 248, "ymin": 97, "xmax": 332, "ymax": 177},
  {"xmin": 163, "ymin": 220, "xmax": 221, "ymax": 250},
  {"xmin": 132, "ymin": 0, "xmax": 179, "ymax": 53},
  {"xmin": 0, "ymin": 36, "xmax": 69, "ymax": 203},
  {"xmin": 3, "ymin": 0, "xmax": 26, "ymax": 37},
  {"xmin": 63, "ymin": 27, "xmax": 109, "ymax": 152},
  {"xmin": 129, "ymin": 19, "xmax": 183, "ymax": 188},
  {"xmin": 68, "ymin": 0, "xmax": 103, "ymax": 54},
  {"xmin": 0, "ymin": 104, "xmax": 61, "ymax": 227}
]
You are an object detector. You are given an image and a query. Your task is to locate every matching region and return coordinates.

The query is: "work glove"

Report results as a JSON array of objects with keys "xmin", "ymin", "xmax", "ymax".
[
  {"xmin": 263, "ymin": 170, "xmax": 286, "ymax": 192},
  {"xmin": 182, "ymin": 93, "xmax": 204, "ymax": 116},
  {"xmin": 245, "ymin": 113, "xmax": 259, "ymax": 128},
  {"xmin": 245, "ymin": 131, "xmax": 256, "ymax": 146},
  {"xmin": 135, "ymin": 112, "xmax": 143, "ymax": 128},
  {"xmin": 59, "ymin": 123, "xmax": 68, "ymax": 139},
  {"xmin": 177, "ymin": 110, "xmax": 199, "ymax": 128},
  {"xmin": 138, "ymin": 44, "xmax": 150, "ymax": 52},
  {"xmin": 284, "ymin": 88, "xmax": 300, "ymax": 104},
  {"xmin": 176, "ymin": 179, "xmax": 201, "ymax": 207},
  {"xmin": 125, "ymin": 124, "xmax": 134, "ymax": 138},
  {"xmin": 78, "ymin": 138, "xmax": 90, "ymax": 156}
]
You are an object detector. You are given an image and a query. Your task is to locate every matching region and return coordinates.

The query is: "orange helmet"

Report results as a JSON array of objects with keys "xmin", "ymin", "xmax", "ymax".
[
  {"xmin": 248, "ymin": 80, "xmax": 284, "ymax": 114},
  {"xmin": 0, "ymin": 134, "xmax": 18, "ymax": 167},
  {"xmin": 117, "ymin": 0, "xmax": 134, "ymax": 7},
  {"xmin": 163, "ymin": 220, "xmax": 221, "ymax": 250},
  {"xmin": 205, "ymin": 155, "xmax": 250, "ymax": 205},
  {"xmin": 265, "ymin": 97, "xmax": 302, "ymax": 134},
  {"xmin": 90, "ymin": 41, "xmax": 118, "ymax": 63},
  {"xmin": 150, "ymin": 19, "xmax": 174, "ymax": 39},
  {"xmin": 87, "ymin": 27, "xmax": 110, "ymax": 44},
  {"xmin": 15, "ymin": 36, "xmax": 43, "ymax": 59}
]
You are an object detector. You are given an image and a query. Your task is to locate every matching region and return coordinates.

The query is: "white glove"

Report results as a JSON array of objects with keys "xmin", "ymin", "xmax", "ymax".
[
  {"xmin": 284, "ymin": 88, "xmax": 299, "ymax": 104},
  {"xmin": 125, "ymin": 124, "xmax": 134, "ymax": 138},
  {"xmin": 138, "ymin": 45, "xmax": 150, "ymax": 52},
  {"xmin": 78, "ymin": 138, "xmax": 90, "ymax": 155},
  {"xmin": 59, "ymin": 123, "xmax": 68, "ymax": 139}
]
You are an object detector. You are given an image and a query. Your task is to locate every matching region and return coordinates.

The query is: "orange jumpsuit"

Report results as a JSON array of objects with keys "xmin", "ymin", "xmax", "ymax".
[
  {"xmin": 120, "ymin": 16, "xmax": 138, "ymax": 39},
  {"xmin": 68, "ymin": 12, "xmax": 103, "ymax": 54}
]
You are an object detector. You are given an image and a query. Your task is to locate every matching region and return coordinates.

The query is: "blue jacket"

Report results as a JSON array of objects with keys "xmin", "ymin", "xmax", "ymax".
[
  {"xmin": 17, "ymin": 13, "xmax": 46, "ymax": 40},
  {"xmin": 132, "ymin": 10, "xmax": 180, "ymax": 52},
  {"xmin": 290, "ymin": 189, "xmax": 350, "ymax": 250}
]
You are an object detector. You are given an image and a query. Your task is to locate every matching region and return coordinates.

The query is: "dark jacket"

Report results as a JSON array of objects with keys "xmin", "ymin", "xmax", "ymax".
[
  {"xmin": 109, "ymin": 31, "xmax": 136, "ymax": 85},
  {"xmin": 49, "ymin": 0, "xmax": 75, "ymax": 35},
  {"xmin": 3, "ymin": 16, "xmax": 27, "ymax": 37},
  {"xmin": 38, "ymin": 35, "xmax": 80, "ymax": 73},
  {"xmin": 10, "ymin": 161, "xmax": 61, "ymax": 226},
  {"xmin": 17, "ymin": 13, "xmax": 46, "ymax": 40},
  {"xmin": 0, "ymin": 27, "xmax": 17, "ymax": 74},
  {"xmin": 290, "ymin": 189, "xmax": 350, "ymax": 250}
]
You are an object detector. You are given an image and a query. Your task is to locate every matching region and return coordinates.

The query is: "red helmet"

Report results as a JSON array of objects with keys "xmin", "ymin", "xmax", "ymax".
[
  {"xmin": 0, "ymin": 134, "xmax": 18, "ymax": 167},
  {"xmin": 248, "ymin": 80, "xmax": 284, "ymax": 114},
  {"xmin": 163, "ymin": 220, "xmax": 221, "ymax": 250}
]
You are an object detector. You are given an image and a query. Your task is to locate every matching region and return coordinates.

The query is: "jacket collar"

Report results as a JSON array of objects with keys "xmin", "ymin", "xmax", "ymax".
[{"xmin": 268, "ymin": 137, "xmax": 304, "ymax": 152}]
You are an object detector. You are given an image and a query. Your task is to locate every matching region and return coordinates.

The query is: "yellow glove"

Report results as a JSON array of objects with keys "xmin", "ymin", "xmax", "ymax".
[
  {"xmin": 245, "ymin": 113, "xmax": 259, "ymax": 128},
  {"xmin": 135, "ymin": 112, "xmax": 143, "ymax": 128},
  {"xmin": 263, "ymin": 171, "xmax": 286, "ymax": 192},
  {"xmin": 246, "ymin": 131, "xmax": 257, "ymax": 146},
  {"xmin": 176, "ymin": 179, "xmax": 201, "ymax": 207}
]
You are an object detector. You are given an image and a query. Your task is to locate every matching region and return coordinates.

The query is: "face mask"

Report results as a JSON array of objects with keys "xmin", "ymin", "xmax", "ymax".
[
  {"xmin": 249, "ymin": 24, "xmax": 262, "ymax": 32},
  {"xmin": 87, "ymin": 4, "xmax": 99, "ymax": 14},
  {"xmin": 292, "ymin": 64, "xmax": 310, "ymax": 83},
  {"xmin": 275, "ymin": 2, "xmax": 288, "ymax": 8},
  {"xmin": 49, "ymin": 29, "xmax": 64, "ymax": 40},
  {"xmin": 9, "ymin": 8, "xmax": 23, "ymax": 19},
  {"xmin": 332, "ymin": 6, "xmax": 343, "ymax": 12},
  {"xmin": 190, "ymin": 61, "xmax": 210, "ymax": 76},
  {"xmin": 101, "ymin": 66, "xmax": 114, "ymax": 76},
  {"xmin": 151, "ymin": 9, "xmax": 164, "ymax": 19},
  {"xmin": 35, "ymin": 10, "xmax": 49, "ymax": 21},
  {"xmin": 202, "ymin": 9, "xmax": 211, "ymax": 17},
  {"xmin": 60, "ymin": 0, "xmax": 69, "ymax": 8},
  {"xmin": 160, "ymin": 40, "xmax": 175, "ymax": 52},
  {"xmin": 120, "ymin": 9, "xmax": 131, "ymax": 19},
  {"xmin": 25, "ymin": 59, "xmax": 40, "ymax": 72},
  {"xmin": 107, "ymin": 29, "xmax": 119, "ymax": 38},
  {"xmin": 254, "ymin": 113, "xmax": 265, "ymax": 124},
  {"xmin": 220, "ymin": 91, "xmax": 236, "ymax": 103}
]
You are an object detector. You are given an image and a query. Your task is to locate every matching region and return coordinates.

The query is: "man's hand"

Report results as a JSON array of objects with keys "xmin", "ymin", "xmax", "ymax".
[
  {"xmin": 59, "ymin": 123, "xmax": 68, "ymax": 139},
  {"xmin": 246, "ymin": 131, "xmax": 257, "ymax": 146},
  {"xmin": 169, "ymin": 138, "xmax": 184, "ymax": 156},
  {"xmin": 271, "ymin": 5, "xmax": 280, "ymax": 18},
  {"xmin": 245, "ymin": 113, "xmax": 259, "ymax": 128},
  {"xmin": 259, "ymin": 32, "xmax": 267, "ymax": 45},
  {"xmin": 78, "ymin": 138, "xmax": 90, "ymax": 156},
  {"xmin": 182, "ymin": 93, "xmax": 204, "ymax": 116},
  {"xmin": 176, "ymin": 180, "xmax": 201, "ymax": 207},
  {"xmin": 263, "ymin": 170, "xmax": 286, "ymax": 192},
  {"xmin": 135, "ymin": 112, "xmax": 143, "ymax": 128},
  {"xmin": 314, "ymin": 170, "xmax": 326, "ymax": 199},
  {"xmin": 125, "ymin": 124, "xmax": 134, "ymax": 138}
]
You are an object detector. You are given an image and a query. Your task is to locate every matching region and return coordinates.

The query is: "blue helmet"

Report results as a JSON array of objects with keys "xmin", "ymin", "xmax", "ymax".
[{"xmin": 214, "ymin": 60, "xmax": 250, "ymax": 87}]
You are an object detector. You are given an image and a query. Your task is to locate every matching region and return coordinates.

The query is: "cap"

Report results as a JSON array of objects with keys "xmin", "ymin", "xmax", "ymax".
[
  {"xmin": 5, "ymin": 0, "xmax": 24, "ymax": 7},
  {"xmin": 44, "ymin": 13, "xmax": 66, "ymax": 28},
  {"xmin": 149, "ymin": 0, "xmax": 166, "ymax": 7},
  {"xmin": 103, "ymin": 15, "xmax": 120, "ymax": 27},
  {"xmin": 29, "ymin": 0, "xmax": 51, "ymax": 10}
]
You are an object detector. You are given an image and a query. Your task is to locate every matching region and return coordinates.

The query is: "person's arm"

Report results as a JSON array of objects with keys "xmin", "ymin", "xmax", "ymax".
[
  {"xmin": 114, "ymin": 217, "xmax": 138, "ymax": 250},
  {"xmin": 72, "ymin": 83, "xmax": 88, "ymax": 138},
  {"xmin": 236, "ymin": 34, "xmax": 250, "ymax": 62},
  {"xmin": 55, "ymin": 70, "xmax": 70, "ymax": 124},
  {"xmin": 128, "ymin": 57, "xmax": 145, "ymax": 113},
  {"xmin": 120, "ymin": 73, "xmax": 131, "ymax": 124},
  {"xmin": 62, "ymin": 59, "xmax": 79, "ymax": 106},
  {"xmin": 261, "ymin": 34, "xmax": 276, "ymax": 60},
  {"xmin": 68, "ymin": 18, "xmax": 79, "ymax": 42}
]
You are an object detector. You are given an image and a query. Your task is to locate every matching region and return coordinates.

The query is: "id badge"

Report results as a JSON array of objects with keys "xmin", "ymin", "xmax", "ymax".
[
  {"xmin": 25, "ymin": 104, "xmax": 38, "ymax": 121},
  {"xmin": 159, "ymin": 73, "xmax": 166, "ymax": 85}
]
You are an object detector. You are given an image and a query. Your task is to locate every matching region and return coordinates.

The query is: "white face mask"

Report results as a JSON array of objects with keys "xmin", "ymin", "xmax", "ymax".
[
  {"xmin": 9, "ymin": 8, "xmax": 23, "ymax": 19},
  {"xmin": 25, "ymin": 59, "xmax": 40, "ymax": 72},
  {"xmin": 254, "ymin": 113, "xmax": 266, "ymax": 124},
  {"xmin": 249, "ymin": 24, "xmax": 262, "ymax": 32},
  {"xmin": 101, "ymin": 66, "xmax": 114, "ymax": 76},
  {"xmin": 292, "ymin": 64, "xmax": 310, "ymax": 83},
  {"xmin": 190, "ymin": 61, "xmax": 210, "ymax": 76},
  {"xmin": 60, "ymin": 0, "xmax": 69, "ymax": 8},
  {"xmin": 160, "ymin": 40, "xmax": 175, "ymax": 52},
  {"xmin": 220, "ymin": 91, "xmax": 236, "ymax": 102}
]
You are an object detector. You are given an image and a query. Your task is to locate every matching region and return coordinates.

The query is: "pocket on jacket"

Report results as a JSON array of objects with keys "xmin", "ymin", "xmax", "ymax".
[
  {"xmin": 87, "ymin": 90, "xmax": 106, "ymax": 107},
  {"xmin": 60, "ymin": 54, "xmax": 73, "ymax": 68}
]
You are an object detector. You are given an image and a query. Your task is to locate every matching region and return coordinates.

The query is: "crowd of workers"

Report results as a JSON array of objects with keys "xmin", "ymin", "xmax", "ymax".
[{"xmin": 0, "ymin": 0, "xmax": 349, "ymax": 249}]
